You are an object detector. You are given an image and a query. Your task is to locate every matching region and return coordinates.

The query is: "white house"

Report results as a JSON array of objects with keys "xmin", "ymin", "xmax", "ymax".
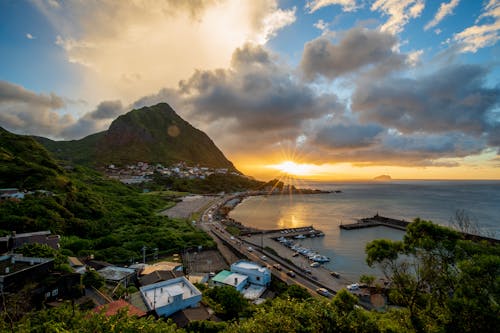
[
  {"xmin": 230, "ymin": 260, "xmax": 271, "ymax": 287},
  {"xmin": 140, "ymin": 276, "xmax": 202, "ymax": 317},
  {"xmin": 212, "ymin": 270, "xmax": 248, "ymax": 292}
]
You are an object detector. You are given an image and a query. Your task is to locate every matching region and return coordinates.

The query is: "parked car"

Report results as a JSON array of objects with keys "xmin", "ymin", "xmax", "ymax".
[
  {"xmin": 261, "ymin": 255, "xmax": 267, "ymax": 261},
  {"xmin": 247, "ymin": 246, "xmax": 253, "ymax": 252},
  {"xmin": 347, "ymin": 283, "xmax": 360, "ymax": 291},
  {"xmin": 287, "ymin": 270, "xmax": 296, "ymax": 277},
  {"xmin": 273, "ymin": 263, "xmax": 282, "ymax": 270}
]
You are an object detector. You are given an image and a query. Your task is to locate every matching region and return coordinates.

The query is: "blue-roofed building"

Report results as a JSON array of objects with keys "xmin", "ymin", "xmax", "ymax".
[
  {"xmin": 230, "ymin": 260, "xmax": 271, "ymax": 287},
  {"xmin": 140, "ymin": 276, "xmax": 202, "ymax": 317}
]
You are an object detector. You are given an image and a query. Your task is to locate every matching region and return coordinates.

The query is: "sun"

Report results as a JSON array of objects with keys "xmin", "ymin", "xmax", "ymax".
[{"xmin": 269, "ymin": 160, "xmax": 314, "ymax": 176}]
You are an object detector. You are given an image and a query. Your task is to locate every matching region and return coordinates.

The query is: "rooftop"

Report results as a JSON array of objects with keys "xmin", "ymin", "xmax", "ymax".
[
  {"xmin": 242, "ymin": 284, "xmax": 267, "ymax": 300},
  {"xmin": 0, "ymin": 255, "xmax": 52, "ymax": 276},
  {"xmin": 231, "ymin": 260, "xmax": 267, "ymax": 273},
  {"xmin": 97, "ymin": 266, "xmax": 135, "ymax": 282},
  {"xmin": 94, "ymin": 299, "xmax": 146, "ymax": 317},
  {"xmin": 140, "ymin": 261, "xmax": 182, "ymax": 275},
  {"xmin": 212, "ymin": 270, "xmax": 248, "ymax": 287},
  {"xmin": 140, "ymin": 276, "xmax": 201, "ymax": 310}
]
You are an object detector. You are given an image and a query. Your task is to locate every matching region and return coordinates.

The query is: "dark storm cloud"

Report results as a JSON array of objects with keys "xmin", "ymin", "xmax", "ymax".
[
  {"xmin": 313, "ymin": 123, "xmax": 384, "ymax": 149},
  {"xmin": 88, "ymin": 100, "xmax": 124, "ymax": 119},
  {"xmin": 352, "ymin": 64, "xmax": 500, "ymax": 136},
  {"xmin": 177, "ymin": 44, "xmax": 343, "ymax": 134},
  {"xmin": 300, "ymin": 27, "xmax": 406, "ymax": 80}
]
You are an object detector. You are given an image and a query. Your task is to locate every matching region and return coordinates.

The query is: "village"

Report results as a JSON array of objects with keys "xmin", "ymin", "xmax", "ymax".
[
  {"xmin": 0, "ymin": 229, "xmax": 277, "ymax": 327},
  {"xmin": 105, "ymin": 161, "xmax": 243, "ymax": 184}
]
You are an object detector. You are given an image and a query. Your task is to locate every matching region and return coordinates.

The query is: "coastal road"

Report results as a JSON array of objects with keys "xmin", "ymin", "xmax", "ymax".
[{"xmin": 197, "ymin": 195, "xmax": 351, "ymax": 297}]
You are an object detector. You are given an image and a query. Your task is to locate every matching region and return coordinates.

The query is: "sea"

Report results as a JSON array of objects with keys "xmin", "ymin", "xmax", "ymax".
[{"xmin": 229, "ymin": 180, "xmax": 500, "ymax": 281}]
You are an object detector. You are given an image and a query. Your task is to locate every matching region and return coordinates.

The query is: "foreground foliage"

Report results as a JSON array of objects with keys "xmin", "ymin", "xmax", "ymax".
[{"xmin": 366, "ymin": 218, "xmax": 500, "ymax": 333}]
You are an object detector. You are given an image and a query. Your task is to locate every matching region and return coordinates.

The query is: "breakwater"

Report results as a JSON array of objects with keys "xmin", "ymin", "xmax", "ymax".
[{"xmin": 340, "ymin": 214, "xmax": 499, "ymax": 244}]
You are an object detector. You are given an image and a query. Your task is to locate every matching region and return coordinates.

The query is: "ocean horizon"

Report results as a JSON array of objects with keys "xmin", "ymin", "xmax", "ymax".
[{"xmin": 229, "ymin": 180, "xmax": 500, "ymax": 281}]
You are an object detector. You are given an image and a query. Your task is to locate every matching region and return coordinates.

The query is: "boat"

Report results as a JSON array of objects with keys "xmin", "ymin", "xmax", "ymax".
[
  {"xmin": 311, "ymin": 255, "xmax": 330, "ymax": 263},
  {"xmin": 294, "ymin": 234, "xmax": 306, "ymax": 239}
]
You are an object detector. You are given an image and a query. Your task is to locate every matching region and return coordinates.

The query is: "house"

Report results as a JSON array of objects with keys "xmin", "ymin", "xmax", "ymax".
[
  {"xmin": 212, "ymin": 270, "xmax": 248, "ymax": 292},
  {"xmin": 139, "ymin": 261, "xmax": 183, "ymax": 276},
  {"xmin": 140, "ymin": 276, "xmax": 202, "ymax": 317},
  {"xmin": 170, "ymin": 305, "xmax": 214, "ymax": 328},
  {"xmin": 230, "ymin": 260, "xmax": 271, "ymax": 287},
  {"xmin": 139, "ymin": 270, "xmax": 183, "ymax": 287},
  {"xmin": 0, "ymin": 254, "xmax": 54, "ymax": 292},
  {"xmin": 94, "ymin": 299, "xmax": 146, "ymax": 317},
  {"xmin": 0, "ymin": 188, "xmax": 27, "ymax": 200},
  {"xmin": 0, "ymin": 230, "xmax": 60, "ymax": 253},
  {"xmin": 68, "ymin": 256, "xmax": 86, "ymax": 274},
  {"xmin": 97, "ymin": 266, "xmax": 136, "ymax": 286}
]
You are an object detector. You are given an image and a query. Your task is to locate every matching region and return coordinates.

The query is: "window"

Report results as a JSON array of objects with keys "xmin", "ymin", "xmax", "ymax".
[{"xmin": 256, "ymin": 276, "xmax": 260, "ymax": 281}]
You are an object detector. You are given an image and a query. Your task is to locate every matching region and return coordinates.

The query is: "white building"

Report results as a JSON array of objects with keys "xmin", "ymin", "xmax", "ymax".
[
  {"xmin": 230, "ymin": 260, "xmax": 271, "ymax": 287},
  {"xmin": 140, "ymin": 276, "xmax": 202, "ymax": 317}
]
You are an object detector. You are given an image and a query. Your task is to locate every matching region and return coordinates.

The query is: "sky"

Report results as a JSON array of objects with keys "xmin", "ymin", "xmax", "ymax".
[{"xmin": 1, "ymin": 0, "xmax": 499, "ymax": 180}]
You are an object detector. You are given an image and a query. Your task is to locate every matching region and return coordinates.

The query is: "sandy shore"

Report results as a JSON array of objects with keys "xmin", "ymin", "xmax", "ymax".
[{"xmin": 159, "ymin": 195, "xmax": 219, "ymax": 219}]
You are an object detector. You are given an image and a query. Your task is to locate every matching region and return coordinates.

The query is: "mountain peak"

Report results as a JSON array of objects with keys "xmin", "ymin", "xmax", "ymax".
[{"xmin": 37, "ymin": 103, "xmax": 237, "ymax": 171}]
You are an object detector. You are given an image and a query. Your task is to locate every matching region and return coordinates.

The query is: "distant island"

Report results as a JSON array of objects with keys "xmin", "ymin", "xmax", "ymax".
[{"xmin": 374, "ymin": 174, "xmax": 392, "ymax": 181}]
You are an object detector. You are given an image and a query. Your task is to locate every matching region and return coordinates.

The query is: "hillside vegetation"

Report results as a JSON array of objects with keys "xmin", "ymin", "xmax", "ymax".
[{"xmin": 0, "ymin": 129, "xmax": 214, "ymax": 263}]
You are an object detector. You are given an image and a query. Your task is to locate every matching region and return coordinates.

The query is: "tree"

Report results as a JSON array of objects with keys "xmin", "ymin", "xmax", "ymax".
[
  {"xmin": 205, "ymin": 286, "xmax": 249, "ymax": 319},
  {"xmin": 82, "ymin": 270, "xmax": 105, "ymax": 289},
  {"xmin": 282, "ymin": 284, "xmax": 311, "ymax": 301},
  {"xmin": 366, "ymin": 218, "xmax": 500, "ymax": 333}
]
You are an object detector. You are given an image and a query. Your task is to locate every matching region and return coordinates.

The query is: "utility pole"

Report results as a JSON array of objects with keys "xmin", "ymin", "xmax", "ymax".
[
  {"xmin": 153, "ymin": 248, "xmax": 158, "ymax": 261},
  {"xmin": 142, "ymin": 246, "xmax": 147, "ymax": 264}
]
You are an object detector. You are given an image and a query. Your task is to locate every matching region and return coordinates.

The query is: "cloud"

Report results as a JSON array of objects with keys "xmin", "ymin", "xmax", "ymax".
[
  {"xmin": 0, "ymin": 80, "xmax": 127, "ymax": 139},
  {"xmin": 300, "ymin": 27, "xmax": 406, "ymax": 80},
  {"xmin": 181, "ymin": 44, "xmax": 341, "ymax": 133},
  {"xmin": 352, "ymin": 64, "xmax": 500, "ymax": 136},
  {"xmin": 313, "ymin": 123, "xmax": 384, "ymax": 149},
  {"xmin": 87, "ymin": 100, "xmax": 124, "ymax": 120},
  {"xmin": 0, "ymin": 80, "xmax": 71, "ymax": 137},
  {"xmin": 453, "ymin": 0, "xmax": 500, "ymax": 52},
  {"xmin": 306, "ymin": 0, "xmax": 360, "ymax": 13},
  {"xmin": 34, "ymin": 0, "xmax": 296, "ymax": 105},
  {"xmin": 129, "ymin": 44, "xmax": 344, "ymax": 154},
  {"xmin": 371, "ymin": 0, "xmax": 425, "ymax": 34},
  {"xmin": 424, "ymin": 0, "xmax": 460, "ymax": 31},
  {"xmin": 26, "ymin": 33, "xmax": 35, "ymax": 39}
]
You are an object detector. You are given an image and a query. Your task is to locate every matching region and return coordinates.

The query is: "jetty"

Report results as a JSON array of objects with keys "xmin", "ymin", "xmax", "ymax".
[
  {"xmin": 340, "ymin": 214, "xmax": 499, "ymax": 244},
  {"xmin": 340, "ymin": 214, "xmax": 408, "ymax": 231}
]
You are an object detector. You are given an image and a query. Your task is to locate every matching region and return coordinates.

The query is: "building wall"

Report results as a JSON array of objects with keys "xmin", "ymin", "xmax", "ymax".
[
  {"xmin": 231, "ymin": 262, "xmax": 271, "ymax": 287},
  {"xmin": 154, "ymin": 293, "xmax": 201, "ymax": 317}
]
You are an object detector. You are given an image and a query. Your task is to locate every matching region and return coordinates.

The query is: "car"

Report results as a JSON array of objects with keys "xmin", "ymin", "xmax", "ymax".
[
  {"xmin": 292, "ymin": 252, "xmax": 299, "ymax": 257},
  {"xmin": 347, "ymin": 283, "xmax": 360, "ymax": 291},
  {"xmin": 273, "ymin": 263, "xmax": 282, "ymax": 270},
  {"xmin": 316, "ymin": 288, "xmax": 332, "ymax": 297},
  {"xmin": 286, "ymin": 270, "xmax": 296, "ymax": 277},
  {"xmin": 247, "ymin": 246, "xmax": 253, "ymax": 252},
  {"xmin": 261, "ymin": 255, "xmax": 268, "ymax": 261}
]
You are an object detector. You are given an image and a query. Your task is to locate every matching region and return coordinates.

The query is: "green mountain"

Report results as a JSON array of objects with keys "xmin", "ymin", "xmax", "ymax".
[
  {"xmin": 36, "ymin": 103, "xmax": 237, "ymax": 170},
  {"xmin": 0, "ymin": 126, "xmax": 66, "ymax": 189}
]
